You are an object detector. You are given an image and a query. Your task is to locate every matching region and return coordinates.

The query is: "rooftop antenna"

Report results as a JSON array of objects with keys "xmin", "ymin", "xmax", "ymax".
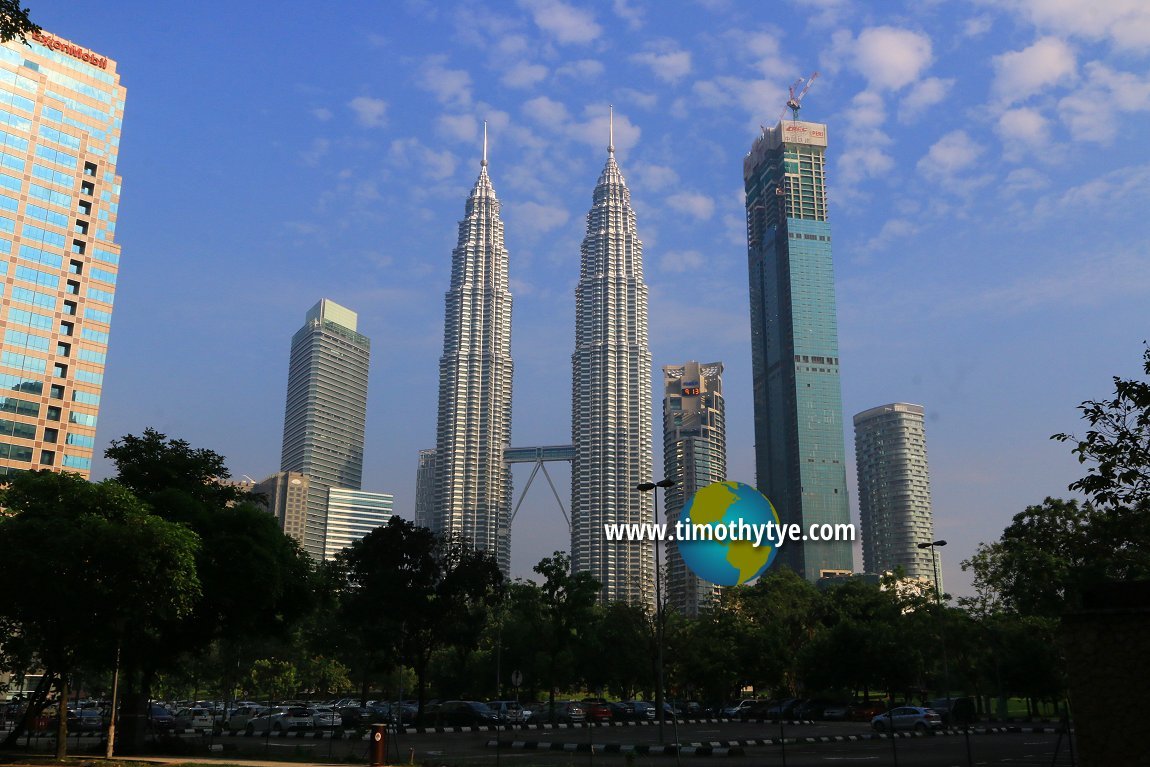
[
  {"xmin": 608, "ymin": 104, "xmax": 614, "ymax": 156},
  {"xmin": 481, "ymin": 120, "xmax": 488, "ymax": 167},
  {"xmin": 780, "ymin": 71, "xmax": 820, "ymax": 121}
]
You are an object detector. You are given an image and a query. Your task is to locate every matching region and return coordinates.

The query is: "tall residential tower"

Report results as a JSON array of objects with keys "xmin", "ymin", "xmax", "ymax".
[
  {"xmin": 744, "ymin": 119, "xmax": 853, "ymax": 581},
  {"xmin": 280, "ymin": 298, "xmax": 370, "ymax": 558},
  {"xmin": 0, "ymin": 32, "xmax": 125, "ymax": 478},
  {"xmin": 854, "ymin": 403, "xmax": 940, "ymax": 591},
  {"xmin": 663, "ymin": 361, "xmax": 726, "ymax": 616},
  {"xmin": 571, "ymin": 120, "xmax": 654, "ymax": 606},
  {"xmin": 431, "ymin": 134, "xmax": 514, "ymax": 573}
]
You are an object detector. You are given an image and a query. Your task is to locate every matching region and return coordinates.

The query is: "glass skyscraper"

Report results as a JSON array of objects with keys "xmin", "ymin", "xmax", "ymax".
[
  {"xmin": 280, "ymin": 299, "xmax": 370, "ymax": 559},
  {"xmin": 744, "ymin": 120, "xmax": 853, "ymax": 581},
  {"xmin": 0, "ymin": 31, "xmax": 125, "ymax": 478},
  {"xmin": 431, "ymin": 142, "xmax": 514, "ymax": 573},
  {"xmin": 323, "ymin": 487, "xmax": 394, "ymax": 561},
  {"xmin": 662, "ymin": 361, "xmax": 726, "ymax": 616},
  {"xmin": 854, "ymin": 402, "xmax": 940, "ymax": 591},
  {"xmin": 571, "ymin": 128, "xmax": 654, "ymax": 606}
]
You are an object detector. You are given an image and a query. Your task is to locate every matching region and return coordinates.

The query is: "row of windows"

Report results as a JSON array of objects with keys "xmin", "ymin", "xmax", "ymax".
[
  {"xmin": 0, "ymin": 396, "xmax": 38, "ymax": 417},
  {"xmin": 25, "ymin": 203, "xmax": 70, "ymax": 228},
  {"xmin": 29, "ymin": 182, "xmax": 72, "ymax": 207},
  {"xmin": 42, "ymin": 68, "xmax": 111, "ymax": 105},
  {"xmin": 0, "ymin": 106, "xmax": 30, "ymax": 133},
  {"xmin": 0, "ymin": 66, "xmax": 37, "ymax": 95},
  {"xmin": 0, "ymin": 90, "xmax": 34, "ymax": 114},
  {"xmin": 1, "ymin": 351, "xmax": 47, "ymax": 373},
  {"xmin": 5, "ymin": 328, "xmax": 50, "ymax": 351},
  {"xmin": 38, "ymin": 124, "xmax": 81, "ymax": 151}
]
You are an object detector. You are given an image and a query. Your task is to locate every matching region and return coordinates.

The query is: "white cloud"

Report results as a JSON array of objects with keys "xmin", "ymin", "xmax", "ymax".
[
  {"xmin": 299, "ymin": 138, "xmax": 330, "ymax": 166},
  {"xmin": 917, "ymin": 131, "xmax": 983, "ymax": 178},
  {"xmin": 900, "ymin": 77, "xmax": 954, "ymax": 122},
  {"xmin": 522, "ymin": 96, "xmax": 570, "ymax": 129},
  {"xmin": 616, "ymin": 88, "xmax": 658, "ymax": 110},
  {"xmin": 555, "ymin": 59, "xmax": 605, "ymax": 79},
  {"xmin": 666, "ymin": 192, "xmax": 716, "ymax": 221},
  {"xmin": 418, "ymin": 58, "xmax": 473, "ymax": 107},
  {"xmin": 519, "ymin": 0, "xmax": 601, "ymax": 44},
  {"xmin": 437, "ymin": 113, "xmax": 479, "ymax": 142},
  {"xmin": 862, "ymin": 218, "xmax": 920, "ymax": 253},
  {"xmin": 388, "ymin": 138, "xmax": 457, "ymax": 180},
  {"xmin": 1058, "ymin": 61, "xmax": 1150, "ymax": 144},
  {"xmin": 633, "ymin": 163, "xmax": 680, "ymax": 190},
  {"xmin": 502, "ymin": 62, "xmax": 549, "ymax": 89},
  {"xmin": 348, "ymin": 96, "xmax": 387, "ymax": 127},
  {"xmin": 990, "ymin": 0, "xmax": 1150, "ymax": 51},
  {"xmin": 991, "ymin": 37, "xmax": 1076, "ymax": 104},
  {"xmin": 660, "ymin": 249, "xmax": 706, "ymax": 274},
  {"xmin": 569, "ymin": 106, "xmax": 640, "ymax": 154},
  {"xmin": 963, "ymin": 16, "xmax": 993, "ymax": 37},
  {"xmin": 852, "ymin": 27, "xmax": 934, "ymax": 91},
  {"xmin": 612, "ymin": 0, "xmax": 644, "ymax": 29},
  {"xmin": 837, "ymin": 147, "xmax": 894, "ymax": 186},
  {"xmin": 311, "ymin": 107, "xmax": 333, "ymax": 122},
  {"xmin": 996, "ymin": 107, "xmax": 1050, "ymax": 149},
  {"xmin": 515, "ymin": 201, "xmax": 570, "ymax": 234},
  {"xmin": 631, "ymin": 45, "xmax": 692, "ymax": 83}
]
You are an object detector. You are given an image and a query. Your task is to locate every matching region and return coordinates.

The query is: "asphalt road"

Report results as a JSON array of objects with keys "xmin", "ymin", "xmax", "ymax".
[{"xmin": 2, "ymin": 720, "xmax": 1079, "ymax": 766}]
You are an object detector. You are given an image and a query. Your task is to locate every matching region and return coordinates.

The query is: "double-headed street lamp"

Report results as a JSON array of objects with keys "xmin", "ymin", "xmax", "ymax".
[
  {"xmin": 637, "ymin": 478, "xmax": 675, "ymax": 744},
  {"xmin": 916, "ymin": 539, "xmax": 948, "ymax": 604}
]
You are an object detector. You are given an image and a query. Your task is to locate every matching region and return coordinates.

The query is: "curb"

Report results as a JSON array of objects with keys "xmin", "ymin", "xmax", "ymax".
[{"xmin": 487, "ymin": 739, "xmax": 744, "ymax": 756}]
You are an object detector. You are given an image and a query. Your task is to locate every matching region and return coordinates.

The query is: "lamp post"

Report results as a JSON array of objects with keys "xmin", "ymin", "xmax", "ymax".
[
  {"xmin": 917, "ymin": 540, "xmax": 950, "ymax": 702},
  {"xmin": 637, "ymin": 478, "xmax": 674, "ymax": 745}
]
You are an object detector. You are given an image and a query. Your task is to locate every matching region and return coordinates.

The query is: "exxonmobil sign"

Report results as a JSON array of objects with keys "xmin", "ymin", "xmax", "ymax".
[{"xmin": 30, "ymin": 31, "xmax": 108, "ymax": 70}]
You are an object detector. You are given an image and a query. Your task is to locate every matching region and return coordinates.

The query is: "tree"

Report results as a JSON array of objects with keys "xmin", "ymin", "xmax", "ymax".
[
  {"xmin": 0, "ymin": 471, "xmax": 200, "ymax": 755},
  {"xmin": 0, "ymin": 1, "xmax": 37, "ymax": 44},
  {"xmin": 103, "ymin": 429, "xmax": 315, "ymax": 752},
  {"xmin": 1053, "ymin": 345, "xmax": 1150, "ymax": 510},
  {"xmin": 530, "ymin": 552, "xmax": 600, "ymax": 718}
]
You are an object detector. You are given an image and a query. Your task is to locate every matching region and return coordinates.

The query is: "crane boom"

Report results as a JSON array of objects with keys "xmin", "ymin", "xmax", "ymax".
[{"xmin": 784, "ymin": 71, "xmax": 820, "ymax": 121}]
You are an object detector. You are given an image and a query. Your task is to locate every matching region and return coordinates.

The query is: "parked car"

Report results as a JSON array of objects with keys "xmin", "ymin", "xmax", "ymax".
[
  {"xmin": 554, "ymin": 701, "xmax": 586, "ymax": 725},
  {"xmin": 627, "ymin": 701, "xmax": 656, "ymax": 720},
  {"xmin": 146, "ymin": 703, "xmax": 175, "ymax": 732},
  {"xmin": 337, "ymin": 705, "xmax": 371, "ymax": 727},
  {"xmin": 310, "ymin": 706, "xmax": 342, "ymax": 729},
  {"xmin": 721, "ymin": 699, "xmax": 759, "ymax": 718},
  {"xmin": 487, "ymin": 700, "xmax": 528, "ymax": 724},
  {"xmin": 581, "ymin": 699, "xmax": 614, "ymax": 723},
  {"xmin": 607, "ymin": 701, "xmax": 634, "ymax": 721},
  {"xmin": 173, "ymin": 707, "xmax": 213, "ymax": 732},
  {"xmin": 849, "ymin": 700, "xmax": 888, "ymax": 721},
  {"xmin": 246, "ymin": 706, "xmax": 314, "ymax": 733},
  {"xmin": 738, "ymin": 700, "xmax": 777, "ymax": 721},
  {"xmin": 225, "ymin": 705, "xmax": 267, "ymax": 732},
  {"xmin": 928, "ymin": 697, "xmax": 976, "ymax": 727},
  {"xmin": 871, "ymin": 706, "xmax": 943, "ymax": 732},
  {"xmin": 767, "ymin": 698, "xmax": 802, "ymax": 719}
]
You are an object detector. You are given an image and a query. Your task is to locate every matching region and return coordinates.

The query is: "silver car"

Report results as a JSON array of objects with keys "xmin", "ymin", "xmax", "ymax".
[
  {"xmin": 310, "ymin": 706, "xmax": 343, "ymax": 729},
  {"xmin": 246, "ymin": 706, "xmax": 314, "ymax": 733}
]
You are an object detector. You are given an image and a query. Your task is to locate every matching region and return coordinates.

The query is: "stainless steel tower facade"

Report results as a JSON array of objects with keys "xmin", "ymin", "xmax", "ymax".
[
  {"xmin": 432, "ymin": 145, "xmax": 514, "ymax": 573},
  {"xmin": 663, "ymin": 361, "xmax": 726, "ymax": 616},
  {"xmin": 571, "ymin": 129, "xmax": 654, "ymax": 606},
  {"xmin": 280, "ymin": 299, "xmax": 370, "ymax": 559}
]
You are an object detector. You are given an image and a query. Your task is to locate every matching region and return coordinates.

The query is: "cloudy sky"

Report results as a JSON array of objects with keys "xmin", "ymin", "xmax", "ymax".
[{"xmin": 36, "ymin": 0, "xmax": 1150, "ymax": 594}]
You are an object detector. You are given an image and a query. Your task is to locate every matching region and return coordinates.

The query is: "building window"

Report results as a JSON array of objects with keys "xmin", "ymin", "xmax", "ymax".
[
  {"xmin": 66, "ymin": 280, "xmax": 80, "ymax": 295},
  {"xmin": 56, "ymin": 342, "xmax": 70, "ymax": 357},
  {"xmin": 72, "ymin": 240, "xmax": 85, "ymax": 254},
  {"xmin": 81, "ymin": 181, "xmax": 94, "ymax": 196},
  {"xmin": 39, "ymin": 450, "xmax": 54, "ymax": 466},
  {"xmin": 43, "ymin": 427, "xmax": 58, "ymax": 443},
  {"xmin": 49, "ymin": 384, "xmax": 64, "ymax": 400},
  {"xmin": 46, "ymin": 406, "xmax": 60, "ymax": 421},
  {"xmin": 75, "ymin": 220, "xmax": 88, "ymax": 235},
  {"xmin": 63, "ymin": 301, "xmax": 76, "ymax": 315},
  {"xmin": 69, "ymin": 259, "xmax": 83, "ymax": 274},
  {"xmin": 83, "ymin": 162, "xmax": 97, "ymax": 177},
  {"xmin": 78, "ymin": 200, "xmax": 91, "ymax": 216},
  {"xmin": 53, "ymin": 363, "xmax": 67, "ymax": 378},
  {"xmin": 59, "ymin": 321, "xmax": 73, "ymax": 336}
]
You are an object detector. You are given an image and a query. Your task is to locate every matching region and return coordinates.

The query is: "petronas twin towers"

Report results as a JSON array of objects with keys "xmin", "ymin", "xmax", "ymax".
[{"xmin": 425, "ymin": 122, "xmax": 654, "ymax": 605}]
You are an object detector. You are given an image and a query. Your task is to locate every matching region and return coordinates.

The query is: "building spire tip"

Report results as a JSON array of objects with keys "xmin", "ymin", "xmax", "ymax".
[
  {"xmin": 481, "ymin": 120, "xmax": 488, "ymax": 168},
  {"xmin": 608, "ymin": 105, "xmax": 615, "ymax": 156}
]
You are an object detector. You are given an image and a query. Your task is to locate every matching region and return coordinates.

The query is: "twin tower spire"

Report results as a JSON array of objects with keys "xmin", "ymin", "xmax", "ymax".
[{"xmin": 426, "ymin": 110, "xmax": 655, "ymax": 606}]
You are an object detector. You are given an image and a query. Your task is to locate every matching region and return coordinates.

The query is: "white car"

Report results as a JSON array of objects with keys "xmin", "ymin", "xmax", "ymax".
[
  {"xmin": 871, "ymin": 706, "xmax": 944, "ymax": 732},
  {"xmin": 225, "ymin": 704, "xmax": 267, "ymax": 732},
  {"xmin": 310, "ymin": 706, "xmax": 343, "ymax": 729},
  {"xmin": 246, "ymin": 706, "xmax": 314, "ymax": 733},
  {"xmin": 173, "ymin": 707, "xmax": 214, "ymax": 732}
]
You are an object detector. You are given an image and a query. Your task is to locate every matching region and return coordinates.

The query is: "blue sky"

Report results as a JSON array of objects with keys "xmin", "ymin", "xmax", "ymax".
[{"xmin": 37, "ymin": 0, "xmax": 1150, "ymax": 594}]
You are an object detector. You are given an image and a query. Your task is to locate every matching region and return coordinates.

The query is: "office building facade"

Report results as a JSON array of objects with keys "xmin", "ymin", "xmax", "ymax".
[
  {"xmin": 280, "ymin": 299, "xmax": 370, "ymax": 559},
  {"xmin": 323, "ymin": 487, "xmax": 394, "ymax": 561},
  {"xmin": 663, "ymin": 361, "xmax": 726, "ymax": 616},
  {"xmin": 571, "ymin": 130, "xmax": 654, "ymax": 606},
  {"xmin": 744, "ymin": 120, "xmax": 853, "ymax": 581},
  {"xmin": 431, "ymin": 144, "xmax": 514, "ymax": 572},
  {"xmin": 414, "ymin": 447, "xmax": 436, "ymax": 530},
  {"xmin": 853, "ymin": 403, "xmax": 939, "ymax": 591},
  {"xmin": 0, "ymin": 31, "xmax": 125, "ymax": 478},
  {"xmin": 253, "ymin": 470, "xmax": 309, "ymax": 548}
]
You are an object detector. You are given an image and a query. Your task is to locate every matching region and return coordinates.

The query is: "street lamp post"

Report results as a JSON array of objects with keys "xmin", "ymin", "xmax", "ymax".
[
  {"xmin": 917, "ymin": 540, "xmax": 950, "ymax": 701},
  {"xmin": 638, "ymin": 478, "xmax": 675, "ymax": 745}
]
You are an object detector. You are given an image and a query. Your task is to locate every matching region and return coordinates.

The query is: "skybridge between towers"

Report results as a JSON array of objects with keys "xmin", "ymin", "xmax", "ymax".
[{"xmin": 504, "ymin": 444, "xmax": 575, "ymax": 529}]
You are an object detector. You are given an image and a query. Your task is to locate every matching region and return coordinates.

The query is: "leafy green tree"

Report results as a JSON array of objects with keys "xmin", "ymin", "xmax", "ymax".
[
  {"xmin": 531, "ymin": 552, "xmax": 600, "ymax": 718},
  {"xmin": 0, "ymin": 471, "xmax": 200, "ymax": 755},
  {"xmin": 103, "ymin": 429, "xmax": 315, "ymax": 752},
  {"xmin": 579, "ymin": 601, "xmax": 652, "ymax": 698},
  {"xmin": 1053, "ymin": 346, "xmax": 1150, "ymax": 509},
  {"xmin": 0, "ymin": 1, "xmax": 37, "ymax": 44}
]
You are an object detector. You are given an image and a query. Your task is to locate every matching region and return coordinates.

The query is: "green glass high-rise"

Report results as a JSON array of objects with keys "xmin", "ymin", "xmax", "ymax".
[{"xmin": 744, "ymin": 120, "xmax": 853, "ymax": 581}]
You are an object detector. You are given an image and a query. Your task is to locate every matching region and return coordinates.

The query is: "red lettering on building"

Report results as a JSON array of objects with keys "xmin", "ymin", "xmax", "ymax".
[{"xmin": 29, "ymin": 31, "xmax": 108, "ymax": 70}]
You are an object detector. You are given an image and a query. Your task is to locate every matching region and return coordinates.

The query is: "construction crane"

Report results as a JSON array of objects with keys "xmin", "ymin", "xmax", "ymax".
[{"xmin": 781, "ymin": 71, "xmax": 819, "ymax": 121}]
